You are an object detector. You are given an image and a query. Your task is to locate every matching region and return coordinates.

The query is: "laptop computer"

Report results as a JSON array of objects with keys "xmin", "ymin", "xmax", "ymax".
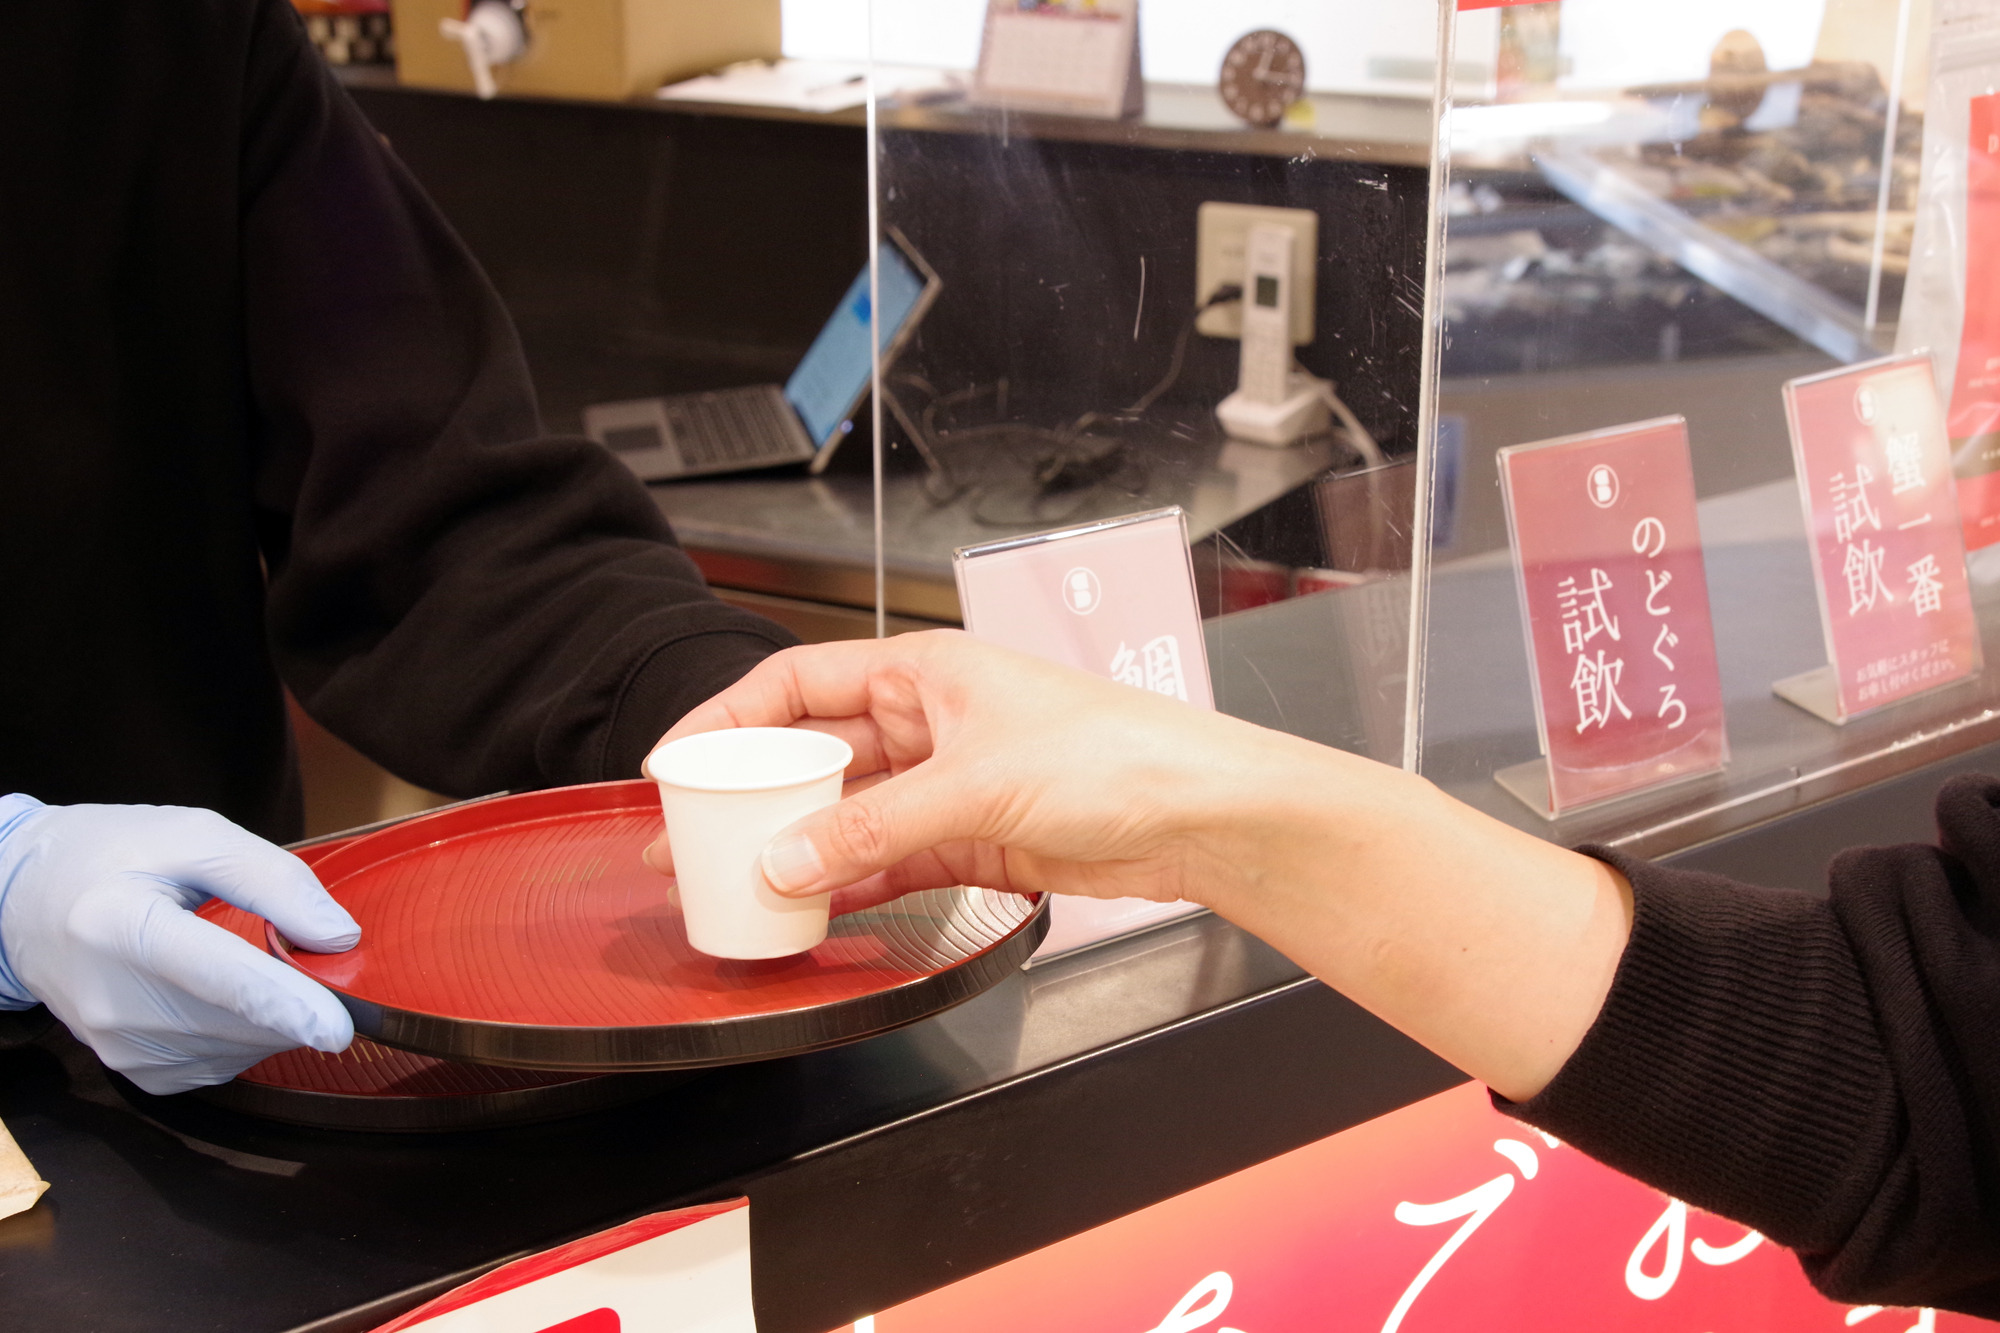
[{"xmin": 583, "ymin": 229, "xmax": 940, "ymax": 480}]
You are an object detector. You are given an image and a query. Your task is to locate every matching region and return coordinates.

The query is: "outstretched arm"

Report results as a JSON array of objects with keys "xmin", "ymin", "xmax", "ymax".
[
  {"xmin": 647, "ymin": 630, "xmax": 1631, "ymax": 1102},
  {"xmin": 653, "ymin": 631, "xmax": 2000, "ymax": 1316}
]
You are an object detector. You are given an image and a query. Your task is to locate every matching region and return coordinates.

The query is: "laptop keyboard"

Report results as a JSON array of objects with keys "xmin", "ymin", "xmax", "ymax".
[{"xmin": 664, "ymin": 389, "xmax": 808, "ymax": 469}]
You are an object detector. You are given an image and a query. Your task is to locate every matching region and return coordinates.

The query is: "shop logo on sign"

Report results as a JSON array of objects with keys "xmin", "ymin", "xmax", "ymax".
[
  {"xmin": 1063, "ymin": 567, "xmax": 1103, "ymax": 615},
  {"xmin": 1586, "ymin": 464, "xmax": 1620, "ymax": 508}
]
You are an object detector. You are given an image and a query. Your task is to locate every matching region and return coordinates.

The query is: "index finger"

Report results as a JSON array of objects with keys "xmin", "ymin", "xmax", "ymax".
[
  {"xmin": 662, "ymin": 639, "xmax": 898, "ymax": 743},
  {"xmin": 151, "ymin": 811, "xmax": 361, "ymax": 952}
]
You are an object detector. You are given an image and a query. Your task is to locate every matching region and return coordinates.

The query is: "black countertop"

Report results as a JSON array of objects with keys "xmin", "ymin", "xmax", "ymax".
[
  {"xmin": 8, "ymin": 728, "xmax": 1996, "ymax": 1332},
  {"xmin": 0, "ymin": 908, "xmax": 1453, "ymax": 1333}
]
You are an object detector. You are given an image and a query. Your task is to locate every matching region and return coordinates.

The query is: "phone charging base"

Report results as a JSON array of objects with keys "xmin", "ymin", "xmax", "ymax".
[{"xmin": 1217, "ymin": 374, "xmax": 1330, "ymax": 447}]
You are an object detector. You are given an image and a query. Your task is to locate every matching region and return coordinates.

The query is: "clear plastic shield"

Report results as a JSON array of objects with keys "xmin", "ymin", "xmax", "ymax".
[
  {"xmin": 860, "ymin": 2, "xmax": 1431, "ymax": 773},
  {"xmin": 1412, "ymin": 0, "xmax": 1985, "ymax": 856}
]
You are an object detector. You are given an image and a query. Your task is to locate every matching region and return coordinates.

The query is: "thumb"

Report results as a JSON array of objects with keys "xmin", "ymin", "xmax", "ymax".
[
  {"xmin": 165, "ymin": 813, "xmax": 362, "ymax": 953},
  {"xmin": 131, "ymin": 900, "xmax": 356, "ymax": 1053},
  {"xmin": 760, "ymin": 766, "xmax": 975, "ymax": 897}
]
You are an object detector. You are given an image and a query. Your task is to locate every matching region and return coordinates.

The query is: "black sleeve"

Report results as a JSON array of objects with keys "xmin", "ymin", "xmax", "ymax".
[
  {"xmin": 1496, "ymin": 773, "xmax": 2000, "ymax": 1316},
  {"xmin": 0, "ymin": 1008, "xmax": 52, "ymax": 1052},
  {"xmin": 235, "ymin": 0, "xmax": 796, "ymax": 797}
]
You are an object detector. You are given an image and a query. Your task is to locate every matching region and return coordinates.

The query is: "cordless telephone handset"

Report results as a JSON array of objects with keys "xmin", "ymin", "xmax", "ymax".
[
  {"xmin": 1236, "ymin": 222, "xmax": 1294, "ymax": 406},
  {"xmin": 1215, "ymin": 221, "xmax": 1330, "ymax": 446}
]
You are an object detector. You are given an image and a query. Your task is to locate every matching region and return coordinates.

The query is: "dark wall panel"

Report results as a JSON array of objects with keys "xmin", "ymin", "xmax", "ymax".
[
  {"xmin": 347, "ymin": 88, "xmax": 1425, "ymax": 460},
  {"xmin": 350, "ymin": 88, "xmax": 872, "ymax": 432}
]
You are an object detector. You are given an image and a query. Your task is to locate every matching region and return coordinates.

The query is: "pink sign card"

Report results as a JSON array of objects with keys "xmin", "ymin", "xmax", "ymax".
[
  {"xmin": 1783, "ymin": 353, "xmax": 1981, "ymax": 720},
  {"xmin": 955, "ymin": 507, "xmax": 1210, "ymax": 959},
  {"xmin": 1498, "ymin": 417, "xmax": 1729, "ymax": 814},
  {"xmin": 953, "ymin": 507, "xmax": 1214, "ymax": 709}
]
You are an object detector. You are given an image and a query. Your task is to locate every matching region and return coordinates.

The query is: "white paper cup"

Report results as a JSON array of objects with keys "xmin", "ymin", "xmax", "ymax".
[{"xmin": 644, "ymin": 727, "xmax": 853, "ymax": 960}]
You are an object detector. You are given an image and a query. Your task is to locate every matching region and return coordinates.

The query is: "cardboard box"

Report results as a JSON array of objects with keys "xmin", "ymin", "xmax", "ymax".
[{"xmin": 392, "ymin": 0, "xmax": 780, "ymax": 102}]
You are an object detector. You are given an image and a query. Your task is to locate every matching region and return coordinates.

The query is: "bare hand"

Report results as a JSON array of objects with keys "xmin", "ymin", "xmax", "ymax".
[
  {"xmin": 640, "ymin": 630, "xmax": 1631, "ymax": 1103},
  {"xmin": 642, "ymin": 631, "xmax": 1261, "ymax": 912}
]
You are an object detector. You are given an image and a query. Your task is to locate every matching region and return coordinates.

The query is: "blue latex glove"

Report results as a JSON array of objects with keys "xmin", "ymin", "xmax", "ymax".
[{"xmin": 0, "ymin": 795, "xmax": 360, "ymax": 1094}]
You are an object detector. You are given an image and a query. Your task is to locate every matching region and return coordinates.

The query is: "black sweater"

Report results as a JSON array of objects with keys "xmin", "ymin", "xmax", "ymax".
[
  {"xmin": 1506, "ymin": 773, "xmax": 2000, "ymax": 1316},
  {"xmin": 0, "ymin": 1, "xmax": 794, "ymax": 842}
]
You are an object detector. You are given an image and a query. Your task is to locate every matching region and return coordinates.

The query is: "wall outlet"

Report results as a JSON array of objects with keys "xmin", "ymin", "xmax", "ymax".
[{"xmin": 1195, "ymin": 202, "xmax": 1318, "ymax": 344}]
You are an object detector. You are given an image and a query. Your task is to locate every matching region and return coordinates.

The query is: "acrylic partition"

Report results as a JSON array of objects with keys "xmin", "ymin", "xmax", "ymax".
[
  {"xmin": 858, "ymin": 0, "xmax": 1434, "ymax": 782},
  {"xmin": 1412, "ymin": 0, "xmax": 2000, "ymax": 857}
]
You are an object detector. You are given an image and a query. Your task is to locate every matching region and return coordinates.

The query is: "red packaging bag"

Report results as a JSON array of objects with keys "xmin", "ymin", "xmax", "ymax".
[{"xmin": 1949, "ymin": 92, "xmax": 2000, "ymax": 548}]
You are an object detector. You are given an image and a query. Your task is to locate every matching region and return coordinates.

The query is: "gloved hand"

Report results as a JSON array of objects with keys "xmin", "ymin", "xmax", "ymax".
[{"xmin": 0, "ymin": 795, "xmax": 360, "ymax": 1094}]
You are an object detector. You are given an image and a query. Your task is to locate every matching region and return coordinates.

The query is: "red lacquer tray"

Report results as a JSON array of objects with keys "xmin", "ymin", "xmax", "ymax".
[
  {"xmin": 264, "ymin": 781, "xmax": 1046, "ymax": 1072},
  {"xmin": 193, "ymin": 818, "xmax": 673, "ymax": 1131}
]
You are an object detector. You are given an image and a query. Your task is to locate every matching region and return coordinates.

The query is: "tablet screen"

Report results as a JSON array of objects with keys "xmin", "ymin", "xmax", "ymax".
[{"xmin": 784, "ymin": 239, "xmax": 928, "ymax": 449}]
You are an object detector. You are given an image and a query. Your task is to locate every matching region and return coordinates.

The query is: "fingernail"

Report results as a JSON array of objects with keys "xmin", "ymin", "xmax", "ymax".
[{"xmin": 761, "ymin": 834, "xmax": 825, "ymax": 895}]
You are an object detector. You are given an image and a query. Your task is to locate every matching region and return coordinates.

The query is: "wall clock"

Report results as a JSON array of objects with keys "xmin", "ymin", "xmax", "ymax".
[{"xmin": 1220, "ymin": 29, "xmax": 1306, "ymax": 129}]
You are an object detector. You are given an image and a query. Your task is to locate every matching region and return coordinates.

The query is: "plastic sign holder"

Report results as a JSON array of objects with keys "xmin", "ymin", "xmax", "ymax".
[
  {"xmin": 1775, "ymin": 352, "xmax": 1982, "ymax": 724},
  {"xmin": 954, "ymin": 507, "xmax": 1208, "ymax": 956},
  {"xmin": 1495, "ymin": 418, "xmax": 1729, "ymax": 818},
  {"xmin": 970, "ymin": 0, "xmax": 1143, "ymax": 120}
]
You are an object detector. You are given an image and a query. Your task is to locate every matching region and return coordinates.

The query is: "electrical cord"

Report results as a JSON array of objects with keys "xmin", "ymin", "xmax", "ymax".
[
  {"xmin": 1302, "ymin": 376, "xmax": 1398, "ymax": 575},
  {"xmin": 891, "ymin": 286, "xmax": 1243, "ymax": 526},
  {"xmin": 1054, "ymin": 282, "xmax": 1243, "ymax": 443},
  {"xmin": 1110, "ymin": 284, "xmax": 1243, "ymax": 416},
  {"xmin": 1309, "ymin": 375, "xmax": 1386, "ymax": 468},
  {"xmin": 889, "ymin": 283, "xmax": 1385, "ymax": 529}
]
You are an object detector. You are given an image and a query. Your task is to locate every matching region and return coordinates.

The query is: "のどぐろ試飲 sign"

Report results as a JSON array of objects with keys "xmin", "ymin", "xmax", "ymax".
[{"xmin": 1497, "ymin": 417, "xmax": 1729, "ymax": 815}]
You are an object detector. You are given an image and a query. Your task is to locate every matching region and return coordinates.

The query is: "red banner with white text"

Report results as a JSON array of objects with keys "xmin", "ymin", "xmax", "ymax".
[{"xmin": 840, "ymin": 1082, "xmax": 1982, "ymax": 1333}]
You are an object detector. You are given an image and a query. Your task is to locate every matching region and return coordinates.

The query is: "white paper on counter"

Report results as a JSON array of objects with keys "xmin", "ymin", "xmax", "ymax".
[
  {"xmin": 657, "ymin": 60, "xmax": 955, "ymax": 113},
  {"xmin": 1031, "ymin": 897, "xmax": 1205, "ymax": 963},
  {"xmin": 0, "ymin": 1115, "xmax": 48, "ymax": 1221},
  {"xmin": 387, "ymin": 1200, "xmax": 754, "ymax": 1333}
]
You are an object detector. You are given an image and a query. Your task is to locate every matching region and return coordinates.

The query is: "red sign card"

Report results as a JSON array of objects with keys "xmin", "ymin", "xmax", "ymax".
[
  {"xmin": 1497, "ymin": 418, "xmax": 1728, "ymax": 813},
  {"xmin": 1784, "ymin": 353, "xmax": 1981, "ymax": 719},
  {"xmin": 839, "ymin": 1081, "xmax": 1975, "ymax": 1333},
  {"xmin": 1949, "ymin": 92, "xmax": 2000, "ymax": 549}
]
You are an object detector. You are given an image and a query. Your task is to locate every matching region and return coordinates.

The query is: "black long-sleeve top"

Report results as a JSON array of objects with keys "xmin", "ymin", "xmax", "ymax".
[
  {"xmin": 1506, "ymin": 773, "xmax": 2000, "ymax": 1316},
  {"xmin": 0, "ymin": 1, "xmax": 794, "ymax": 842}
]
